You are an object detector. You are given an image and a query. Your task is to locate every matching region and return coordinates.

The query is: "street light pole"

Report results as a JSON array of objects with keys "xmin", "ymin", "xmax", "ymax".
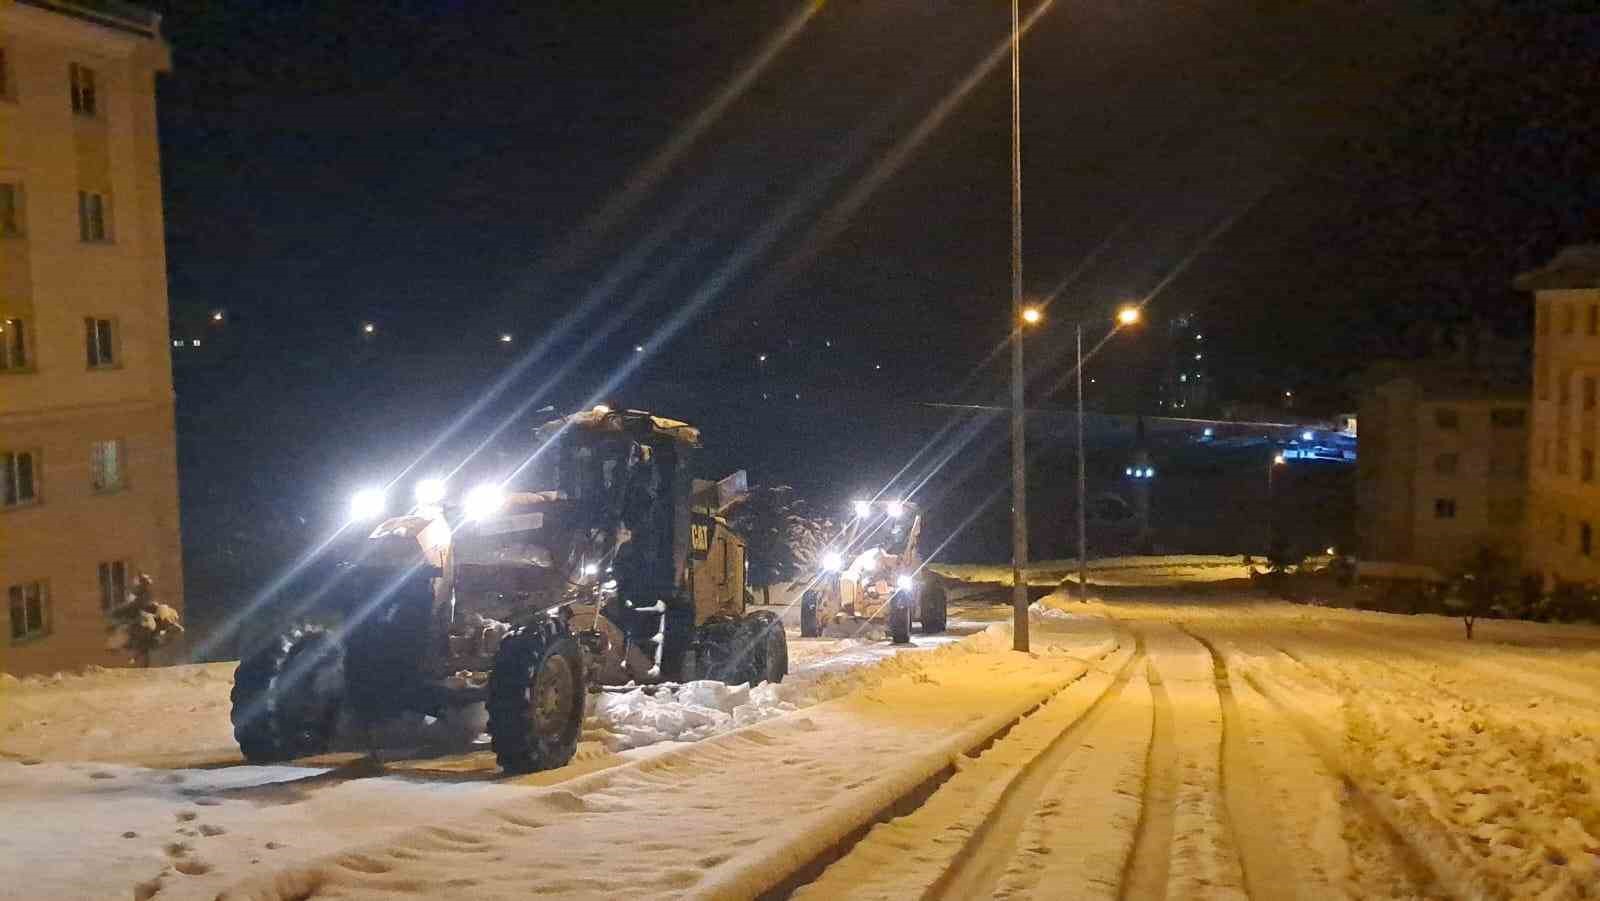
[
  {"xmin": 1076, "ymin": 323, "xmax": 1088, "ymax": 601},
  {"xmin": 1008, "ymin": 0, "xmax": 1029, "ymax": 653}
]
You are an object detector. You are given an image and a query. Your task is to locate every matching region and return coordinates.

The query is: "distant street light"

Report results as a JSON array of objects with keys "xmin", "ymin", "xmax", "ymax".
[
  {"xmin": 1268, "ymin": 452, "xmax": 1287, "ymax": 549},
  {"xmin": 635, "ymin": 345, "xmax": 645, "ymax": 353},
  {"xmin": 1021, "ymin": 306, "xmax": 1043, "ymax": 325},
  {"xmin": 499, "ymin": 333, "xmax": 513, "ymax": 344},
  {"xmin": 211, "ymin": 311, "xmax": 224, "ymax": 323},
  {"xmin": 1076, "ymin": 306, "xmax": 1143, "ymax": 602},
  {"xmin": 361, "ymin": 323, "xmax": 375, "ymax": 335}
]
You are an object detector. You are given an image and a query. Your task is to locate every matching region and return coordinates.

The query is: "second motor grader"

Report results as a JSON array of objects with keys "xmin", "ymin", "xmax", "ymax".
[{"xmin": 799, "ymin": 499, "xmax": 947, "ymax": 644}]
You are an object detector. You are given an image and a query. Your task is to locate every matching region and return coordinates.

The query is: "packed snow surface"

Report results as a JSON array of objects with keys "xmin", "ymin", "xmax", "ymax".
[
  {"xmin": 933, "ymin": 554, "xmax": 1256, "ymax": 587},
  {"xmin": 7, "ymin": 580, "xmax": 1600, "ymax": 899}
]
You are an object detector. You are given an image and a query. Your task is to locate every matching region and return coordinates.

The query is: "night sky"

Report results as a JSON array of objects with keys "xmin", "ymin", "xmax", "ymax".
[{"xmin": 149, "ymin": 0, "xmax": 1597, "ymax": 413}]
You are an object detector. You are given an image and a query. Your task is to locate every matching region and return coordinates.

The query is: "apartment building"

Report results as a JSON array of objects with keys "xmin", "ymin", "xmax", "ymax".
[
  {"xmin": 1357, "ymin": 358, "xmax": 1529, "ymax": 573},
  {"xmin": 0, "ymin": 0, "xmax": 181, "ymax": 674},
  {"xmin": 1519, "ymin": 245, "xmax": 1600, "ymax": 586}
]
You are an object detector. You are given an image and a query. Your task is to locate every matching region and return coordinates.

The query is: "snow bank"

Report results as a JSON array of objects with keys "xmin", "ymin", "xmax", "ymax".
[{"xmin": 586, "ymin": 681, "xmax": 797, "ymax": 750}]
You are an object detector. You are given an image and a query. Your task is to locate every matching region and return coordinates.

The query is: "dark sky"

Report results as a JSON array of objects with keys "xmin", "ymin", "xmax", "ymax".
[{"xmin": 151, "ymin": 0, "xmax": 1599, "ymax": 411}]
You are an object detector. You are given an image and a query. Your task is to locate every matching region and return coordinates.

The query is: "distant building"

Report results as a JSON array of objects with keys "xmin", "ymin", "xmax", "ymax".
[
  {"xmin": 1516, "ymin": 245, "xmax": 1600, "ymax": 586},
  {"xmin": 1156, "ymin": 313, "xmax": 1211, "ymax": 413},
  {"xmin": 0, "ymin": 1, "xmax": 181, "ymax": 675},
  {"xmin": 1357, "ymin": 357, "xmax": 1529, "ymax": 573}
]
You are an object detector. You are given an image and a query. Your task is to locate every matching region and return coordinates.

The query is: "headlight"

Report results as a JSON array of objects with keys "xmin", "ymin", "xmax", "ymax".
[
  {"xmin": 897, "ymin": 574, "xmax": 913, "ymax": 591},
  {"xmin": 349, "ymin": 487, "xmax": 386, "ymax": 522},
  {"xmin": 464, "ymin": 483, "xmax": 506, "ymax": 521},
  {"xmin": 852, "ymin": 500, "xmax": 872, "ymax": 518},
  {"xmin": 821, "ymin": 551, "xmax": 844, "ymax": 572},
  {"xmin": 414, "ymin": 478, "xmax": 446, "ymax": 506},
  {"xmin": 886, "ymin": 501, "xmax": 905, "ymax": 518}
]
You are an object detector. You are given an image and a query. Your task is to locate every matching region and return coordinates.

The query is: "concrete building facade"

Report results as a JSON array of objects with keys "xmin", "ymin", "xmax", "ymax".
[
  {"xmin": 1357, "ymin": 362, "xmax": 1528, "ymax": 574},
  {"xmin": 1518, "ymin": 246, "xmax": 1600, "ymax": 586},
  {"xmin": 0, "ymin": 0, "xmax": 180, "ymax": 674}
]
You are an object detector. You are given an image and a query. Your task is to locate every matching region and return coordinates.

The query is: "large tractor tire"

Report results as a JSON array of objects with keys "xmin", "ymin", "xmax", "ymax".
[
  {"xmin": 919, "ymin": 579, "xmax": 948, "ymax": 635},
  {"xmin": 231, "ymin": 626, "xmax": 345, "ymax": 763},
  {"xmin": 799, "ymin": 590, "xmax": 822, "ymax": 638},
  {"xmin": 888, "ymin": 595, "xmax": 913, "ymax": 645},
  {"xmin": 697, "ymin": 611, "xmax": 788, "ymax": 685},
  {"xmin": 486, "ymin": 620, "xmax": 585, "ymax": 775}
]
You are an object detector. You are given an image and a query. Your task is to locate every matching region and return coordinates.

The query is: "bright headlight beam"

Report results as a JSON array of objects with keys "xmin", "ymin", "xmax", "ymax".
[
  {"xmin": 464, "ymin": 483, "xmax": 507, "ymax": 521},
  {"xmin": 822, "ymin": 551, "xmax": 843, "ymax": 573},
  {"xmin": 349, "ymin": 487, "xmax": 385, "ymax": 521},
  {"xmin": 414, "ymin": 478, "xmax": 446, "ymax": 506},
  {"xmin": 886, "ymin": 501, "xmax": 905, "ymax": 519},
  {"xmin": 852, "ymin": 500, "xmax": 872, "ymax": 518}
]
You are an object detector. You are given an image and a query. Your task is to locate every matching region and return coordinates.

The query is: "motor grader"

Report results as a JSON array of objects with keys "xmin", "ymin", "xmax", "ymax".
[
  {"xmin": 230, "ymin": 407, "xmax": 787, "ymax": 774},
  {"xmin": 799, "ymin": 499, "xmax": 947, "ymax": 644}
]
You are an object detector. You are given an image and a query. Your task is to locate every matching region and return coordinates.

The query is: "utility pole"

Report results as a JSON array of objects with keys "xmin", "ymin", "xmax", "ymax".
[
  {"xmin": 1076, "ymin": 324, "xmax": 1089, "ymax": 601},
  {"xmin": 1009, "ymin": 0, "xmax": 1029, "ymax": 652}
]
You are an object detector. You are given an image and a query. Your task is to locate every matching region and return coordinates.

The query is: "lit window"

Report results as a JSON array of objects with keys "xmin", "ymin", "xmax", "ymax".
[
  {"xmin": 0, "ymin": 182, "xmax": 22, "ymax": 236},
  {"xmin": 1, "ymin": 318, "xmax": 28, "ymax": 371},
  {"xmin": 69, "ymin": 63, "xmax": 96, "ymax": 117},
  {"xmin": 1434, "ymin": 498, "xmax": 1457, "ymax": 519},
  {"xmin": 98, "ymin": 561, "xmax": 129, "ymax": 613},
  {"xmin": 78, "ymin": 191, "xmax": 110, "ymax": 242},
  {"xmin": 85, "ymin": 318, "xmax": 117, "ymax": 368},
  {"xmin": 90, "ymin": 439, "xmax": 124, "ymax": 492},
  {"xmin": 7, "ymin": 581, "xmax": 49, "ymax": 643},
  {"xmin": 1, "ymin": 449, "xmax": 38, "ymax": 507}
]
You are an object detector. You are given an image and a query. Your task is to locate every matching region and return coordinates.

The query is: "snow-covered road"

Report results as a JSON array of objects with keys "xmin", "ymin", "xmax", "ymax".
[{"xmin": 5, "ymin": 592, "xmax": 1600, "ymax": 899}]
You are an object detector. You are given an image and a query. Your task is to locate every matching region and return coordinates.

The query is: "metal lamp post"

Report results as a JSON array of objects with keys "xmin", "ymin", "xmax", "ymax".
[
  {"xmin": 1009, "ymin": 0, "xmax": 1029, "ymax": 652},
  {"xmin": 1074, "ymin": 305, "xmax": 1142, "ymax": 603}
]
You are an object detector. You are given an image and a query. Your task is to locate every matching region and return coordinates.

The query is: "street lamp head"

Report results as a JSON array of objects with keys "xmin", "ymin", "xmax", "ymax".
[
  {"xmin": 1116, "ymin": 306, "xmax": 1141, "ymax": 326},
  {"xmin": 1273, "ymin": 453, "xmax": 1287, "ymax": 466},
  {"xmin": 1021, "ymin": 307, "xmax": 1042, "ymax": 325}
]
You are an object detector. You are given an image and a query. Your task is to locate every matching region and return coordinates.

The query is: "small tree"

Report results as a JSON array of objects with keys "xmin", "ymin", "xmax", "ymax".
[
  {"xmin": 730, "ymin": 486, "xmax": 830, "ymax": 604},
  {"xmin": 1445, "ymin": 547, "xmax": 1511, "ymax": 640},
  {"xmin": 106, "ymin": 573, "xmax": 184, "ymax": 667}
]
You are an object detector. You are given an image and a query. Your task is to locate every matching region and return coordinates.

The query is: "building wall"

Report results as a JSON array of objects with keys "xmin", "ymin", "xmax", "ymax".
[
  {"xmin": 0, "ymin": 1, "xmax": 179, "ymax": 675},
  {"xmin": 1525, "ymin": 287, "xmax": 1600, "ymax": 584},
  {"xmin": 1358, "ymin": 376, "xmax": 1526, "ymax": 573}
]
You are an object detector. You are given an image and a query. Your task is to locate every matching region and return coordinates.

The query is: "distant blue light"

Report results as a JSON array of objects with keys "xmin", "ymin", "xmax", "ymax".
[
  {"xmin": 1203, "ymin": 427, "xmax": 1214, "ymax": 438},
  {"xmin": 1125, "ymin": 467, "xmax": 1133, "ymax": 477},
  {"xmin": 1301, "ymin": 430, "xmax": 1314, "ymax": 442}
]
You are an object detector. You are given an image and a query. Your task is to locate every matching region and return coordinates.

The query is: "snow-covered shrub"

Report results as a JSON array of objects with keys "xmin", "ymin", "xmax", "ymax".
[{"xmin": 105, "ymin": 573, "xmax": 184, "ymax": 667}]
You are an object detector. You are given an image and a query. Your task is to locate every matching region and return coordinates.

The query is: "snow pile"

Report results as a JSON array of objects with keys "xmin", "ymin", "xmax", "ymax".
[
  {"xmin": 1029, "ymin": 598, "xmax": 1079, "ymax": 619},
  {"xmin": 586, "ymin": 680, "xmax": 797, "ymax": 750}
]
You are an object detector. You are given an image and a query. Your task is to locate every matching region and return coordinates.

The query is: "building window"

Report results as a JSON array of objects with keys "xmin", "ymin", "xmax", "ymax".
[
  {"xmin": 1434, "ymin": 498, "xmax": 1457, "ymax": 519},
  {"xmin": 1564, "ymin": 305, "xmax": 1576, "ymax": 335},
  {"xmin": 0, "ymin": 318, "xmax": 28, "ymax": 371},
  {"xmin": 1489, "ymin": 498, "xmax": 1524, "ymax": 522},
  {"xmin": 1584, "ymin": 450, "xmax": 1595, "ymax": 483},
  {"xmin": 1583, "ymin": 522, "xmax": 1593, "ymax": 557},
  {"xmin": 85, "ymin": 318, "xmax": 117, "ymax": 368},
  {"xmin": 0, "ymin": 183, "xmax": 22, "ymax": 237},
  {"xmin": 0, "ymin": 47, "xmax": 11, "ymax": 101},
  {"xmin": 78, "ymin": 191, "xmax": 110, "ymax": 242},
  {"xmin": 1, "ymin": 450, "xmax": 38, "ymax": 507},
  {"xmin": 90, "ymin": 439, "xmax": 125, "ymax": 492},
  {"xmin": 1434, "ymin": 453, "xmax": 1459, "ymax": 475},
  {"xmin": 1586, "ymin": 378, "xmax": 1597, "ymax": 411},
  {"xmin": 1560, "ymin": 372, "xmax": 1571, "ymax": 407},
  {"xmin": 1490, "ymin": 408, "xmax": 1526, "ymax": 428},
  {"xmin": 1539, "ymin": 362, "xmax": 1550, "ymax": 400},
  {"xmin": 1434, "ymin": 408, "xmax": 1459, "ymax": 430},
  {"xmin": 1589, "ymin": 305, "xmax": 1599, "ymax": 337},
  {"xmin": 1558, "ymin": 438, "xmax": 1571, "ymax": 474},
  {"xmin": 8, "ymin": 581, "xmax": 49, "ymax": 643},
  {"xmin": 98, "ymin": 561, "xmax": 129, "ymax": 613},
  {"xmin": 1541, "ymin": 439, "xmax": 1551, "ymax": 469},
  {"xmin": 69, "ymin": 63, "xmax": 97, "ymax": 117}
]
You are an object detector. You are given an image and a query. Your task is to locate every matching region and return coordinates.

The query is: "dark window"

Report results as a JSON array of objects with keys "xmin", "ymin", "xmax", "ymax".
[
  {"xmin": 1586, "ymin": 378, "xmax": 1597, "ymax": 411},
  {"xmin": 85, "ymin": 318, "xmax": 116, "ymax": 368},
  {"xmin": 0, "ymin": 47, "xmax": 10, "ymax": 100},
  {"xmin": 1583, "ymin": 523, "xmax": 1593, "ymax": 557},
  {"xmin": 1560, "ymin": 372, "xmax": 1571, "ymax": 407},
  {"xmin": 8, "ymin": 582, "xmax": 48, "ymax": 643},
  {"xmin": 69, "ymin": 63, "xmax": 96, "ymax": 116},
  {"xmin": 98, "ymin": 561, "xmax": 128, "ymax": 613},
  {"xmin": 1589, "ymin": 305, "xmax": 1599, "ymax": 336},
  {"xmin": 0, "ymin": 318, "xmax": 26, "ymax": 371},
  {"xmin": 1434, "ymin": 408, "xmax": 1460, "ymax": 429},
  {"xmin": 1490, "ymin": 408, "xmax": 1526, "ymax": 428},
  {"xmin": 1435, "ymin": 453, "xmax": 1459, "ymax": 475},
  {"xmin": 77, "ymin": 191, "xmax": 108, "ymax": 242},
  {"xmin": 1435, "ymin": 498, "xmax": 1457, "ymax": 519},
  {"xmin": 0, "ymin": 450, "xmax": 37, "ymax": 506},
  {"xmin": 1539, "ymin": 362, "xmax": 1550, "ymax": 400},
  {"xmin": 0, "ymin": 182, "xmax": 20, "ymax": 236},
  {"xmin": 1564, "ymin": 305, "xmax": 1576, "ymax": 335},
  {"xmin": 1584, "ymin": 450, "xmax": 1594, "ymax": 483},
  {"xmin": 90, "ymin": 439, "xmax": 124, "ymax": 492}
]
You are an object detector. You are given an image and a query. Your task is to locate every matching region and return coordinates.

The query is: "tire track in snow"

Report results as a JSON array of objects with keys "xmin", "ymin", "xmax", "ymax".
[
  {"xmin": 1118, "ymin": 638, "xmax": 1177, "ymax": 901},
  {"xmin": 923, "ymin": 632, "xmax": 1144, "ymax": 901},
  {"xmin": 1182, "ymin": 627, "xmax": 1298, "ymax": 901}
]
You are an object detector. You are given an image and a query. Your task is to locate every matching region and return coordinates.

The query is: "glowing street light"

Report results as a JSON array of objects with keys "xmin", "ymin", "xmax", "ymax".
[
  {"xmin": 211, "ymin": 310, "xmax": 224, "ymax": 323},
  {"xmin": 1020, "ymin": 306, "xmax": 1042, "ymax": 325},
  {"xmin": 499, "ymin": 333, "xmax": 513, "ymax": 343},
  {"xmin": 1116, "ymin": 305, "xmax": 1141, "ymax": 326},
  {"xmin": 361, "ymin": 322, "xmax": 375, "ymax": 335},
  {"xmin": 1073, "ymin": 306, "xmax": 1143, "ymax": 604}
]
